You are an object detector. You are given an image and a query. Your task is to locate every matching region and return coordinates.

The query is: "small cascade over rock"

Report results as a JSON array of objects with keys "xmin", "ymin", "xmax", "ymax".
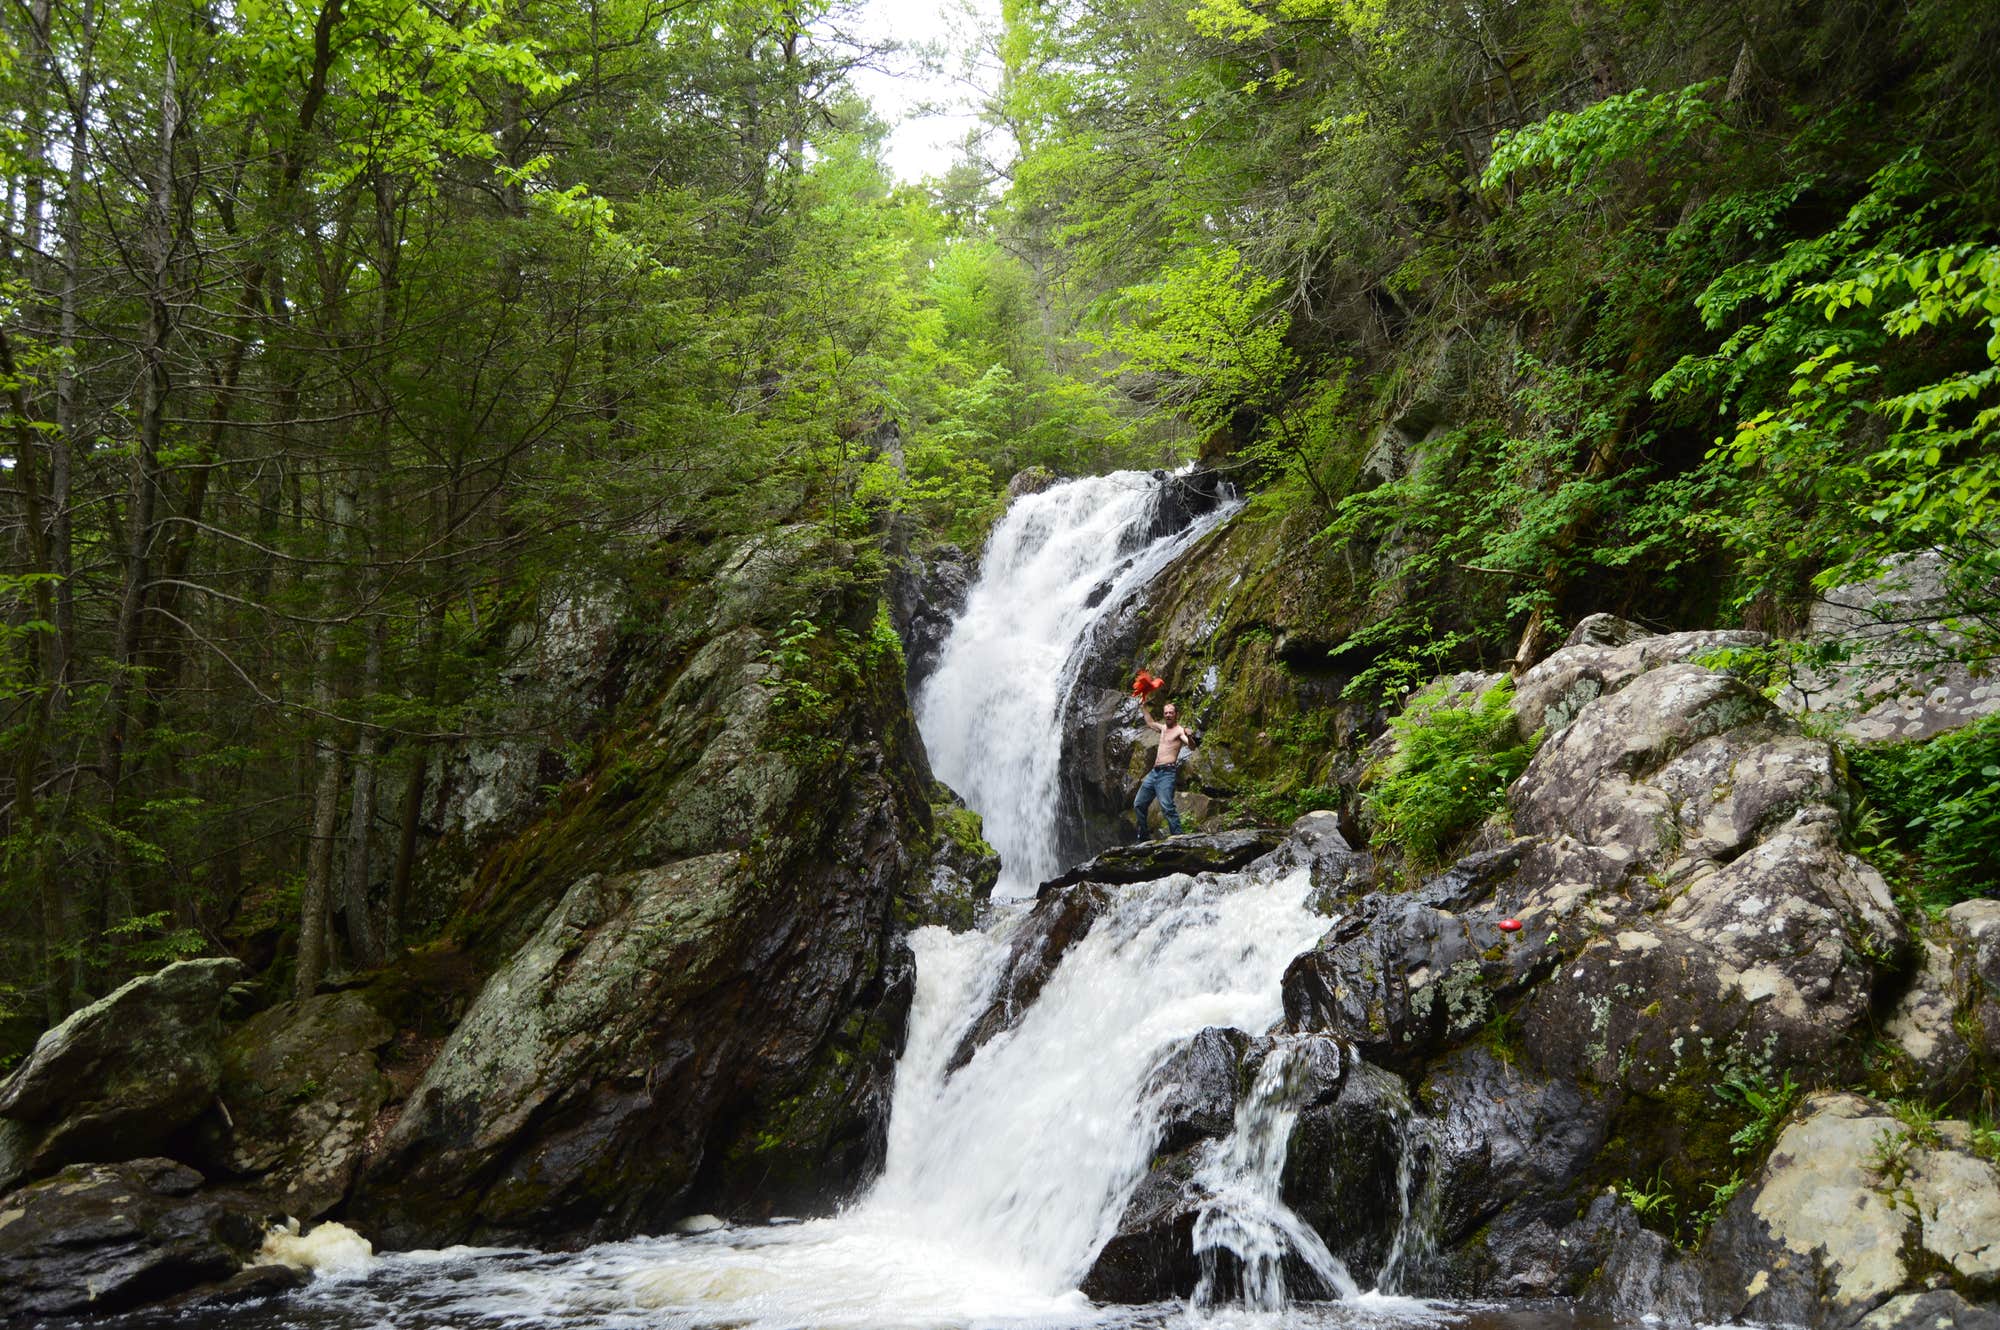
[
  {"xmin": 916, "ymin": 470, "xmax": 1236, "ymax": 897},
  {"xmin": 1191, "ymin": 1039, "xmax": 1361, "ymax": 1310}
]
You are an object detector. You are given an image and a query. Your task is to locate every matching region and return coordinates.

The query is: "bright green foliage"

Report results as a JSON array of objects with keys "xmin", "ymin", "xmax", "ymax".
[
  {"xmin": 1366, "ymin": 681, "xmax": 1534, "ymax": 870},
  {"xmin": 1656, "ymin": 153, "xmax": 2000, "ymax": 652},
  {"xmin": 1850, "ymin": 715, "xmax": 2000, "ymax": 908},
  {"xmin": 1484, "ymin": 84, "xmax": 1726, "ymax": 195},
  {"xmin": 1096, "ymin": 248, "xmax": 1297, "ymax": 437}
]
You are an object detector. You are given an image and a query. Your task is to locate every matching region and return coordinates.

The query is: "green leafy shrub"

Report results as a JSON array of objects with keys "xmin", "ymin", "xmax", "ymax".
[
  {"xmin": 1366, "ymin": 680, "xmax": 1535, "ymax": 871},
  {"xmin": 1849, "ymin": 714, "xmax": 2000, "ymax": 908}
]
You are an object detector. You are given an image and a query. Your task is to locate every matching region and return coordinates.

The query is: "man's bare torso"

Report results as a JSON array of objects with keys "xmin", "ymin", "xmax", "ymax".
[{"xmin": 1153, "ymin": 723, "xmax": 1190, "ymax": 766}]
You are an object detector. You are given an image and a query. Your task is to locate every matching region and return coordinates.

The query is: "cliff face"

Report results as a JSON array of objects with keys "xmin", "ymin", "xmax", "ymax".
[{"xmin": 344, "ymin": 527, "xmax": 944, "ymax": 1247}]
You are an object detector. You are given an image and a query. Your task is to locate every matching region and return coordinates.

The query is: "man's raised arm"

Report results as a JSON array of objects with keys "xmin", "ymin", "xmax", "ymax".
[{"xmin": 1139, "ymin": 699, "xmax": 1165, "ymax": 733}]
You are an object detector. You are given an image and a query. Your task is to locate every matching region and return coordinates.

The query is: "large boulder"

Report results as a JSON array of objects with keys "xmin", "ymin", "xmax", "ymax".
[
  {"xmin": 1511, "ymin": 615, "xmax": 1769, "ymax": 739},
  {"xmin": 0, "ymin": 957, "xmax": 247, "ymax": 1193},
  {"xmin": 1261, "ymin": 628, "xmax": 1921, "ymax": 1306},
  {"xmin": 346, "ymin": 532, "xmax": 935, "ymax": 1248},
  {"xmin": 204, "ymin": 991, "xmax": 395, "ymax": 1218},
  {"xmin": 0, "ymin": 1158, "xmax": 265, "ymax": 1319}
]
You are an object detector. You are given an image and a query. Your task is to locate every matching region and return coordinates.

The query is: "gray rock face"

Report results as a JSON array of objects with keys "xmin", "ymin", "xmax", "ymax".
[
  {"xmin": 1783, "ymin": 551, "xmax": 2000, "ymax": 743},
  {"xmin": 0, "ymin": 958, "xmax": 247, "ymax": 1193},
  {"xmin": 1632, "ymin": 1093, "xmax": 2000, "ymax": 1328},
  {"xmin": 890, "ymin": 545, "xmax": 972, "ymax": 692},
  {"xmin": 346, "ymin": 532, "xmax": 936, "ymax": 1248},
  {"xmin": 430, "ymin": 582, "xmax": 628, "ymax": 844},
  {"xmin": 0, "ymin": 1158, "xmax": 264, "ymax": 1319},
  {"xmin": 1512, "ymin": 617, "xmax": 1768, "ymax": 740},
  {"xmin": 205, "ymin": 991, "xmax": 394, "ymax": 1218}
]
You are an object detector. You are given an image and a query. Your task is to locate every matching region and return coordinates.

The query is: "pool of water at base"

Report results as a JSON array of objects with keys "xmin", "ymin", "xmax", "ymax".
[{"xmin": 80, "ymin": 1236, "xmax": 1677, "ymax": 1330}]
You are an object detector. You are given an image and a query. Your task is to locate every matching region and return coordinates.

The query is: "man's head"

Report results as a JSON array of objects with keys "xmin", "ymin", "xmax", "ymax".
[{"xmin": 1162, "ymin": 702, "xmax": 1178, "ymax": 725}]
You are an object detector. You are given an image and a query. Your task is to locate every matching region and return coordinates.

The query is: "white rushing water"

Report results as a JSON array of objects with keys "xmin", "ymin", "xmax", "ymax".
[{"xmin": 917, "ymin": 471, "xmax": 1239, "ymax": 897}]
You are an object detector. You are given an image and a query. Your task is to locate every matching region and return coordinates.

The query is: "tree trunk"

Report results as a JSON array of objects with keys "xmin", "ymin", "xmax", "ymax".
[{"xmin": 342, "ymin": 617, "xmax": 384, "ymax": 967}]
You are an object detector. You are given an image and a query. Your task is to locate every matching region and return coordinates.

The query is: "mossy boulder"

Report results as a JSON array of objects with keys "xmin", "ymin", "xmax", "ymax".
[
  {"xmin": 1588, "ymin": 1093, "xmax": 2000, "ymax": 1327},
  {"xmin": 0, "ymin": 958, "xmax": 247, "ymax": 1194},
  {"xmin": 204, "ymin": 990, "xmax": 395, "ymax": 1219}
]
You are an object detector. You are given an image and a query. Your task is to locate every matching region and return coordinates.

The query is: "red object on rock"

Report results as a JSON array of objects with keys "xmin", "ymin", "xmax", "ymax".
[
  {"xmin": 1131, "ymin": 670, "xmax": 1165, "ymax": 699},
  {"xmin": 1498, "ymin": 918, "xmax": 1523, "ymax": 932}
]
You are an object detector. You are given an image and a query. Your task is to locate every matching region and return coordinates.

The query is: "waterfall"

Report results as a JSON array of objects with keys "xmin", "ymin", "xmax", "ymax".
[
  {"xmin": 916, "ymin": 471, "xmax": 1237, "ymax": 897},
  {"xmin": 1378, "ymin": 1097, "xmax": 1443, "ymax": 1294},
  {"xmin": 256, "ymin": 473, "xmax": 1485, "ymax": 1330}
]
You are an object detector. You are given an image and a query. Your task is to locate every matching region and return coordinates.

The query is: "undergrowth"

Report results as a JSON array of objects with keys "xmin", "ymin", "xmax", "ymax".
[
  {"xmin": 1366, "ymin": 680, "xmax": 1537, "ymax": 873},
  {"xmin": 1848, "ymin": 713, "xmax": 2000, "ymax": 911}
]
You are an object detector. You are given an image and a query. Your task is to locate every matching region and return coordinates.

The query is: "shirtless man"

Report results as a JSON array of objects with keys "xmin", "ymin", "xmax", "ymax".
[{"xmin": 1133, "ymin": 698, "xmax": 1192, "ymax": 839}]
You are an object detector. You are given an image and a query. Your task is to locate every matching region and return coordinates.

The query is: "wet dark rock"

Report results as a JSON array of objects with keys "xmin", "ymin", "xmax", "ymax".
[
  {"xmin": 169, "ymin": 1261, "xmax": 311, "ymax": 1309},
  {"xmin": 1260, "ymin": 812, "xmax": 1376, "ymax": 911},
  {"xmin": 1281, "ymin": 1060, "xmax": 1411, "ymax": 1285},
  {"xmin": 1280, "ymin": 844, "xmax": 1547, "ymax": 1068},
  {"xmin": 0, "ymin": 957, "xmax": 248, "ymax": 1193},
  {"xmin": 1037, "ymin": 828, "xmax": 1284, "ymax": 895},
  {"xmin": 1149, "ymin": 1027, "xmax": 1251, "ymax": 1154},
  {"xmin": 1145, "ymin": 468, "xmax": 1232, "ymax": 542},
  {"xmin": 945, "ymin": 885, "xmax": 1114, "ymax": 1074},
  {"xmin": 203, "ymin": 990, "xmax": 394, "ymax": 1218},
  {"xmin": 0, "ymin": 1158, "xmax": 266, "ymax": 1320},
  {"xmin": 1081, "ymin": 1147, "xmax": 1206, "ymax": 1302},
  {"xmin": 1411, "ymin": 1046, "xmax": 1612, "ymax": 1296},
  {"xmin": 1086, "ymin": 1030, "xmax": 1347, "ymax": 1304},
  {"xmin": 1582, "ymin": 1204, "xmax": 1708, "ymax": 1325},
  {"xmin": 889, "ymin": 544, "xmax": 973, "ymax": 693}
]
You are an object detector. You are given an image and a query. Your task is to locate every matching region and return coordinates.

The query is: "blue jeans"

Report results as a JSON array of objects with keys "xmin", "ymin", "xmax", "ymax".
[{"xmin": 1133, "ymin": 765, "xmax": 1181, "ymax": 837}]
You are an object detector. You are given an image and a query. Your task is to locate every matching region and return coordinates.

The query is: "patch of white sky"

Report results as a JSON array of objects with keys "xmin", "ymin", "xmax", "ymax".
[{"xmin": 844, "ymin": 0, "xmax": 1004, "ymax": 183}]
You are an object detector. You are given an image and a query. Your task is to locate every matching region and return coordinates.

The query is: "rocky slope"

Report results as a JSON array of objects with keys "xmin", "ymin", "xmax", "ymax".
[{"xmin": 979, "ymin": 618, "xmax": 2000, "ymax": 1328}]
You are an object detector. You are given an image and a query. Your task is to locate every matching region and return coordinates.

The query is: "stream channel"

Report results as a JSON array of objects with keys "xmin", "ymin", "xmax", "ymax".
[{"xmin": 107, "ymin": 474, "xmax": 1707, "ymax": 1330}]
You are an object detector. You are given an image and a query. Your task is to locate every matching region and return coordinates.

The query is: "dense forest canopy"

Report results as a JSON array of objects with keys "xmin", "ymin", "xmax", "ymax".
[{"xmin": 2, "ymin": 0, "xmax": 1996, "ymax": 1046}]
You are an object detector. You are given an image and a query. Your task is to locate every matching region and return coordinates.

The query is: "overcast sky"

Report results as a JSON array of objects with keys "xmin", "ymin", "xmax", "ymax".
[{"xmin": 847, "ymin": 0, "xmax": 1002, "ymax": 182}]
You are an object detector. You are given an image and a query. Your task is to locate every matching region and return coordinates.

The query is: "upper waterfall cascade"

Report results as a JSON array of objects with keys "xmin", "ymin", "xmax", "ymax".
[{"xmin": 915, "ymin": 471, "xmax": 1239, "ymax": 897}]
